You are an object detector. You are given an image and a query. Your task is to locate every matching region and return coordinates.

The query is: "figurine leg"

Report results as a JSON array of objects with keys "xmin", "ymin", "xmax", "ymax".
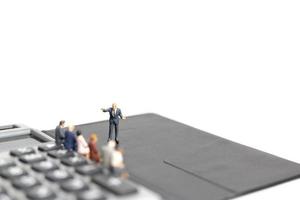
[
  {"xmin": 108, "ymin": 123, "xmax": 113, "ymax": 141},
  {"xmin": 115, "ymin": 123, "xmax": 119, "ymax": 144}
]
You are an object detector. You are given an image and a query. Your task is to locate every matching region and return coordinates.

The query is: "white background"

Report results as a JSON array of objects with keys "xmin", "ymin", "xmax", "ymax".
[{"xmin": 0, "ymin": 1, "xmax": 299, "ymax": 199}]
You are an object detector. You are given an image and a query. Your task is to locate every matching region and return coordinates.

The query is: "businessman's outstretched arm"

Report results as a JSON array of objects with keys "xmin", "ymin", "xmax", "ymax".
[{"xmin": 101, "ymin": 108, "xmax": 109, "ymax": 112}]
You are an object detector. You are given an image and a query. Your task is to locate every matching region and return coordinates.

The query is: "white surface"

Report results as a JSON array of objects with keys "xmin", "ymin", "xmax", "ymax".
[{"xmin": 0, "ymin": 1, "xmax": 300, "ymax": 199}]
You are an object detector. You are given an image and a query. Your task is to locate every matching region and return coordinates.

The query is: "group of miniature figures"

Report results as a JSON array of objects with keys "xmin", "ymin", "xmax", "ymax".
[{"xmin": 54, "ymin": 103, "xmax": 128, "ymax": 178}]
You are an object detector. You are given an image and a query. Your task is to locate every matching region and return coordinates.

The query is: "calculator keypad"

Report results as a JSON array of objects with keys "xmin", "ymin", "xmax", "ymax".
[{"xmin": 0, "ymin": 143, "xmax": 139, "ymax": 200}]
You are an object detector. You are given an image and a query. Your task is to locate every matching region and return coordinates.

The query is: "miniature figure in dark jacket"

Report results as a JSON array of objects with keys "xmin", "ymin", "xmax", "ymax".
[
  {"xmin": 64, "ymin": 125, "xmax": 77, "ymax": 151},
  {"xmin": 101, "ymin": 103, "xmax": 126, "ymax": 143},
  {"xmin": 55, "ymin": 120, "xmax": 65, "ymax": 147}
]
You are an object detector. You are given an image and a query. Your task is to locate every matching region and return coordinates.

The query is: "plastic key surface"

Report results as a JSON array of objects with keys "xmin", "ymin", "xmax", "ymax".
[
  {"xmin": 10, "ymin": 147, "xmax": 35, "ymax": 157},
  {"xmin": 0, "ymin": 193, "xmax": 14, "ymax": 200},
  {"xmin": 77, "ymin": 188, "xmax": 107, "ymax": 200},
  {"xmin": 12, "ymin": 175, "xmax": 40, "ymax": 189},
  {"xmin": 0, "ymin": 166, "xmax": 27, "ymax": 179},
  {"xmin": 93, "ymin": 175, "xmax": 138, "ymax": 196},
  {"xmin": 45, "ymin": 169, "xmax": 73, "ymax": 182},
  {"xmin": 0, "ymin": 187, "xmax": 14, "ymax": 200},
  {"xmin": 61, "ymin": 156, "xmax": 87, "ymax": 167},
  {"xmin": 60, "ymin": 178, "xmax": 89, "ymax": 192},
  {"xmin": 38, "ymin": 143, "xmax": 61, "ymax": 152},
  {"xmin": 76, "ymin": 164, "xmax": 103, "ymax": 176},
  {"xmin": 0, "ymin": 186, "xmax": 6, "ymax": 194},
  {"xmin": 26, "ymin": 185, "xmax": 56, "ymax": 200},
  {"xmin": 32, "ymin": 160, "xmax": 59, "ymax": 173},
  {"xmin": 19, "ymin": 154, "xmax": 46, "ymax": 164},
  {"xmin": 0, "ymin": 159, "xmax": 15, "ymax": 169},
  {"xmin": 48, "ymin": 149, "xmax": 74, "ymax": 159}
]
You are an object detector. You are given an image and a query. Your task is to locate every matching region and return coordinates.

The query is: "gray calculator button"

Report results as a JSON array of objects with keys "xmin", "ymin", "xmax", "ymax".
[
  {"xmin": 61, "ymin": 156, "xmax": 87, "ymax": 167},
  {"xmin": 10, "ymin": 147, "xmax": 35, "ymax": 157},
  {"xmin": 0, "ymin": 193, "xmax": 14, "ymax": 200},
  {"xmin": 93, "ymin": 175, "xmax": 138, "ymax": 196},
  {"xmin": 38, "ymin": 143, "xmax": 61, "ymax": 152},
  {"xmin": 32, "ymin": 161, "xmax": 58, "ymax": 173},
  {"xmin": 12, "ymin": 175, "xmax": 40, "ymax": 189},
  {"xmin": 48, "ymin": 149, "xmax": 74, "ymax": 159},
  {"xmin": 0, "ymin": 185, "xmax": 6, "ymax": 193},
  {"xmin": 0, "ymin": 166, "xmax": 27, "ymax": 179},
  {"xmin": 19, "ymin": 154, "xmax": 46, "ymax": 164},
  {"xmin": 77, "ymin": 188, "xmax": 107, "ymax": 200},
  {"xmin": 0, "ymin": 159, "xmax": 15, "ymax": 169},
  {"xmin": 45, "ymin": 169, "xmax": 73, "ymax": 182},
  {"xmin": 76, "ymin": 164, "xmax": 103, "ymax": 176},
  {"xmin": 61, "ymin": 178, "xmax": 89, "ymax": 192},
  {"xmin": 26, "ymin": 185, "xmax": 56, "ymax": 200}
]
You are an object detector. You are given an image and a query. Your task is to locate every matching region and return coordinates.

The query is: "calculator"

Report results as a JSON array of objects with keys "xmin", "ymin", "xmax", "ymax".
[{"xmin": 0, "ymin": 124, "xmax": 162, "ymax": 200}]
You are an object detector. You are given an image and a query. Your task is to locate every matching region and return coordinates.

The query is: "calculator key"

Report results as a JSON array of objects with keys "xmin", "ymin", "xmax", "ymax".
[
  {"xmin": 77, "ymin": 188, "xmax": 107, "ymax": 200},
  {"xmin": 45, "ymin": 169, "xmax": 73, "ymax": 182},
  {"xmin": 61, "ymin": 178, "xmax": 89, "ymax": 192},
  {"xmin": 48, "ymin": 149, "xmax": 74, "ymax": 159},
  {"xmin": 10, "ymin": 147, "xmax": 35, "ymax": 157},
  {"xmin": 92, "ymin": 175, "xmax": 138, "ymax": 196},
  {"xmin": 0, "ymin": 185, "xmax": 6, "ymax": 193},
  {"xmin": 38, "ymin": 143, "xmax": 61, "ymax": 152},
  {"xmin": 61, "ymin": 156, "xmax": 87, "ymax": 167},
  {"xmin": 0, "ymin": 193, "xmax": 14, "ymax": 200},
  {"xmin": 26, "ymin": 185, "xmax": 56, "ymax": 200},
  {"xmin": 19, "ymin": 154, "xmax": 46, "ymax": 164},
  {"xmin": 32, "ymin": 161, "xmax": 58, "ymax": 173},
  {"xmin": 0, "ymin": 159, "xmax": 15, "ymax": 169},
  {"xmin": 0, "ymin": 166, "xmax": 27, "ymax": 179},
  {"xmin": 76, "ymin": 164, "xmax": 103, "ymax": 176},
  {"xmin": 12, "ymin": 175, "xmax": 40, "ymax": 189}
]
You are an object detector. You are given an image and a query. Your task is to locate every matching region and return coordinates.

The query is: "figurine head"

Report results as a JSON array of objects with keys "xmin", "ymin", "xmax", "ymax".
[
  {"xmin": 112, "ymin": 103, "xmax": 117, "ymax": 110},
  {"xmin": 89, "ymin": 133, "xmax": 98, "ymax": 142},
  {"xmin": 68, "ymin": 125, "xmax": 75, "ymax": 132},
  {"xmin": 59, "ymin": 120, "xmax": 65, "ymax": 127},
  {"xmin": 76, "ymin": 130, "xmax": 82, "ymax": 136}
]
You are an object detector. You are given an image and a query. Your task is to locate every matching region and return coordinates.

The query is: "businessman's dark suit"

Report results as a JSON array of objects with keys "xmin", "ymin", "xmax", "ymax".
[{"xmin": 103, "ymin": 107, "xmax": 123, "ymax": 141}]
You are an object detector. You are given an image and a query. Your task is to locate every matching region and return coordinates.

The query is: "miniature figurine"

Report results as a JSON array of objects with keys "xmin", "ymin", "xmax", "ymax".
[
  {"xmin": 101, "ymin": 103, "xmax": 126, "ymax": 144},
  {"xmin": 76, "ymin": 130, "xmax": 90, "ymax": 158},
  {"xmin": 110, "ymin": 145, "xmax": 128, "ymax": 178},
  {"xmin": 88, "ymin": 133, "xmax": 100, "ymax": 163},
  {"xmin": 63, "ymin": 125, "xmax": 77, "ymax": 151},
  {"xmin": 55, "ymin": 120, "xmax": 65, "ymax": 147},
  {"xmin": 102, "ymin": 140, "xmax": 116, "ymax": 168}
]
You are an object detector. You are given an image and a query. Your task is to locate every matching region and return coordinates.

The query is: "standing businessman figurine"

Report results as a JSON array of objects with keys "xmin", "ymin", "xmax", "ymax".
[
  {"xmin": 101, "ymin": 103, "xmax": 126, "ymax": 144},
  {"xmin": 55, "ymin": 120, "xmax": 65, "ymax": 147}
]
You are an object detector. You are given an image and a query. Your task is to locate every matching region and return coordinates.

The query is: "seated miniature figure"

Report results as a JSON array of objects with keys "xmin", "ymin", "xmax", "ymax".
[
  {"xmin": 63, "ymin": 125, "xmax": 77, "ymax": 151},
  {"xmin": 76, "ymin": 130, "xmax": 90, "ymax": 158},
  {"xmin": 88, "ymin": 133, "xmax": 100, "ymax": 163}
]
